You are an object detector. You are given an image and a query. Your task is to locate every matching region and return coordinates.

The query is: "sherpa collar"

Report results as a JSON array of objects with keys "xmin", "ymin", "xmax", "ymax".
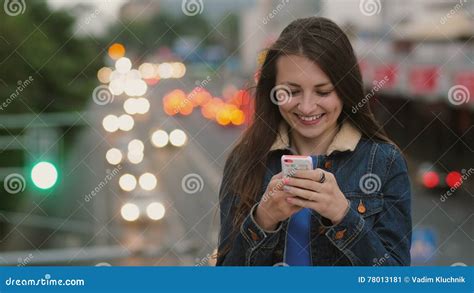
[{"xmin": 269, "ymin": 121, "xmax": 362, "ymax": 155}]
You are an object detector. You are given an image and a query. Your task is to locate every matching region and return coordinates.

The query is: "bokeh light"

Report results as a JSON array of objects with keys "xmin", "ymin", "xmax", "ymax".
[
  {"xmin": 118, "ymin": 114, "xmax": 134, "ymax": 131},
  {"xmin": 102, "ymin": 115, "xmax": 120, "ymax": 132},
  {"xmin": 121, "ymin": 203, "xmax": 140, "ymax": 222},
  {"xmin": 146, "ymin": 202, "xmax": 165, "ymax": 220},
  {"xmin": 31, "ymin": 162, "xmax": 58, "ymax": 190},
  {"xmin": 119, "ymin": 174, "xmax": 137, "ymax": 192},
  {"xmin": 127, "ymin": 151, "xmax": 144, "ymax": 164},
  {"xmin": 97, "ymin": 67, "xmax": 112, "ymax": 84},
  {"xmin": 151, "ymin": 130, "xmax": 169, "ymax": 148},
  {"xmin": 115, "ymin": 57, "xmax": 132, "ymax": 74},
  {"xmin": 169, "ymin": 129, "xmax": 187, "ymax": 147},
  {"xmin": 128, "ymin": 139, "xmax": 144, "ymax": 153},
  {"xmin": 108, "ymin": 43, "xmax": 125, "ymax": 60},
  {"xmin": 105, "ymin": 148, "xmax": 122, "ymax": 165},
  {"xmin": 139, "ymin": 173, "xmax": 157, "ymax": 191}
]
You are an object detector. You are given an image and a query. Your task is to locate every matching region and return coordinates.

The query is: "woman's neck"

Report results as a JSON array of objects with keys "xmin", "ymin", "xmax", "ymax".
[{"xmin": 290, "ymin": 123, "xmax": 340, "ymax": 156}]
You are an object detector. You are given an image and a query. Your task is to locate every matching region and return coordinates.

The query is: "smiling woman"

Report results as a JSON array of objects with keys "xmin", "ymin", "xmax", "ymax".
[{"xmin": 217, "ymin": 17, "xmax": 412, "ymax": 266}]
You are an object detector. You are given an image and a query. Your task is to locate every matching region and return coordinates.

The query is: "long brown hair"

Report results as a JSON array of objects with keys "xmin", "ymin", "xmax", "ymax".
[{"xmin": 220, "ymin": 17, "xmax": 392, "ymax": 255}]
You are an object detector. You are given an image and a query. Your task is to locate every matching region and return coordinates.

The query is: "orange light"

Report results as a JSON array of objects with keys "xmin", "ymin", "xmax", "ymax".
[
  {"xmin": 163, "ymin": 89, "xmax": 188, "ymax": 116},
  {"xmin": 216, "ymin": 104, "xmax": 236, "ymax": 126},
  {"xmin": 164, "ymin": 103, "xmax": 176, "ymax": 116},
  {"xmin": 189, "ymin": 87, "xmax": 212, "ymax": 107},
  {"xmin": 201, "ymin": 104, "xmax": 214, "ymax": 119},
  {"xmin": 216, "ymin": 110, "xmax": 231, "ymax": 125},
  {"xmin": 108, "ymin": 43, "xmax": 126, "ymax": 60},
  {"xmin": 201, "ymin": 98, "xmax": 224, "ymax": 120},
  {"xmin": 179, "ymin": 103, "xmax": 194, "ymax": 115},
  {"xmin": 230, "ymin": 109, "xmax": 245, "ymax": 126}
]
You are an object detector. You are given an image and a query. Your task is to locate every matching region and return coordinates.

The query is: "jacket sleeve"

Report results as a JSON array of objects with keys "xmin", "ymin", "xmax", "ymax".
[
  {"xmin": 216, "ymin": 156, "xmax": 283, "ymax": 266},
  {"xmin": 325, "ymin": 145, "xmax": 412, "ymax": 266}
]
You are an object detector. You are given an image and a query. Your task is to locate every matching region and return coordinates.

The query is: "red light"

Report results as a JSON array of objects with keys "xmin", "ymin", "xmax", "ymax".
[
  {"xmin": 446, "ymin": 171, "xmax": 462, "ymax": 189},
  {"xmin": 422, "ymin": 171, "xmax": 439, "ymax": 189}
]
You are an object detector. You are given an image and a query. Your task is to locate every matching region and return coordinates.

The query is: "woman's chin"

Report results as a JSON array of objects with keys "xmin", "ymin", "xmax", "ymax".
[{"xmin": 293, "ymin": 126, "xmax": 325, "ymax": 141}]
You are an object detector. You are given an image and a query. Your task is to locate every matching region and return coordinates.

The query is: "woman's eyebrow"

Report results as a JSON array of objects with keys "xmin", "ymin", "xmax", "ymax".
[
  {"xmin": 281, "ymin": 82, "xmax": 301, "ymax": 87},
  {"xmin": 314, "ymin": 82, "xmax": 332, "ymax": 88},
  {"xmin": 280, "ymin": 81, "xmax": 332, "ymax": 88}
]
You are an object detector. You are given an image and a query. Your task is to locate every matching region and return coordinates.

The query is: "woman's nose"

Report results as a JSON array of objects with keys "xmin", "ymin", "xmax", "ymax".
[{"xmin": 297, "ymin": 93, "xmax": 318, "ymax": 114}]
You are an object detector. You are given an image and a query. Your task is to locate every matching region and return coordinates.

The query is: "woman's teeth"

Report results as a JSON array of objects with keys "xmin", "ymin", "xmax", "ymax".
[{"xmin": 297, "ymin": 113, "xmax": 324, "ymax": 121}]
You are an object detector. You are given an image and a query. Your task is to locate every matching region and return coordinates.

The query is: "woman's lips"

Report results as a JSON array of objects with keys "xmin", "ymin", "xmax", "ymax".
[{"xmin": 294, "ymin": 113, "xmax": 325, "ymax": 126}]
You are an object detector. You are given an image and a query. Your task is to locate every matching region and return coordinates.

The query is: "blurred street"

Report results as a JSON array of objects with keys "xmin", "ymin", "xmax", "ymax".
[{"xmin": 0, "ymin": 0, "xmax": 473, "ymax": 267}]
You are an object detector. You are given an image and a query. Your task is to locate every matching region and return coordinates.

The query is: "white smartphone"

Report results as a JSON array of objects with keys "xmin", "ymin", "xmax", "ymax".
[{"xmin": 281, "ymin": 155, "xmax": 313, "ymax": 177}]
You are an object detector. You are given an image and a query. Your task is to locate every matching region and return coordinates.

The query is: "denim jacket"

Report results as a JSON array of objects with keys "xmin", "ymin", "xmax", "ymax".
[{"xmin": 217, "ymin": 122, "xmax": 412, "ymax": 266}]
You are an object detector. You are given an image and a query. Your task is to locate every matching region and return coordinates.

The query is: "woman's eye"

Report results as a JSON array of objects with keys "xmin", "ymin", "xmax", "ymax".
[
  {"xmin": 290, "ymin": 90, "xmax": 301, "ymax": 96},
  {"xmin": 317, "ymin": 91, "xmax": 332, "ymax": 97}
]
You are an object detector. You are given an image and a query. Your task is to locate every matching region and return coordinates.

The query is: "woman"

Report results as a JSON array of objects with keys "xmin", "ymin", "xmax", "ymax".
[{"xmin": 216, "ymin": 17, "xmax": 412, "ymax": 266}]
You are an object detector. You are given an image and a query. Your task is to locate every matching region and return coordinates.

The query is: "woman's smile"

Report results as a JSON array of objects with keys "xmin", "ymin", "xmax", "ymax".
[{"xmin": 293, "ymin": 112, "xmax": 326, "ymax": 126}]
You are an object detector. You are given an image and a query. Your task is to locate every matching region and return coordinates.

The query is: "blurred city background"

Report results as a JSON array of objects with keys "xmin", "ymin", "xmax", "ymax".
[{"xmin": 0, "ymin": 0, "xmax": 472, "ymax": 266}]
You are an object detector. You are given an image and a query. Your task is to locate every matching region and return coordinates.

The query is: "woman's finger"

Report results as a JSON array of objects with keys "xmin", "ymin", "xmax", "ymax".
[
  {"xmin": 283, "ymin": 185, "xmax": 323, "ymax": 202},
  {"xmin": 293, "ymin": 168, "xmax": 329, "ymax": 183},
  {"xmin": 286, "ymin": 196, "xmax": 317, "ymax": 209},
  {"xmin": 284, "ymin": 177, "xmax": 320, "ymax": 193}
]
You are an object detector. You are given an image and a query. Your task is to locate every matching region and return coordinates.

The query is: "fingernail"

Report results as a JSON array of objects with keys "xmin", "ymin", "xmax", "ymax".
[
  {"xmin": 282, "ymin": 178, "xmax": 288, "ymax": 184},
  {"xmin": 283, "ymin": 186, "xmax": 290, "ymax": 192}
]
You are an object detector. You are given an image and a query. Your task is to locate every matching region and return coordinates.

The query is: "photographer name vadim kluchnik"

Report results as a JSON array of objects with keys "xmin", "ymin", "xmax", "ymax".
[{"xmin": 411, "ymin": 276, "xmax": 466, "ymax": 283}]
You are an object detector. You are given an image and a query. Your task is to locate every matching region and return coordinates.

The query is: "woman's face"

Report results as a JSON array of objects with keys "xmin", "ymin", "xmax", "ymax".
[{"xmin": 275, "ymin": 54, "xmax": 343, "ymax": 141}]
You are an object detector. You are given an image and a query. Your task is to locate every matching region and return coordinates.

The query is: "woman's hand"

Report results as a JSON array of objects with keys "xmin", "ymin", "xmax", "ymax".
[
  {"xmin": 283, "ymin": 169, "xmax": 350, "ymax": 225},
  {"xmin": 255, "ymin": 172, "xmax": 303, "ymax": 231}
]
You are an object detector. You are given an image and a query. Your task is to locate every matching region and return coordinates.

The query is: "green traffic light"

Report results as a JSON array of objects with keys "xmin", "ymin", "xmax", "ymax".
[{"xmin": 31, "ymin": 161, "xmax": 58, "ymax": 189}]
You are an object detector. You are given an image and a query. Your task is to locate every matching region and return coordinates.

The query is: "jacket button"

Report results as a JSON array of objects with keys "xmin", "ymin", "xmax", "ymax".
[
  {"xmin": 249, "ymin": 229, "xmax": 260, "ymax": 241},
  {"xmin": 324, "ymin": 160, "xmax": 332, "ymax": 169},
  {"xmin": 357, "ymin": 200, "xmax": 366, "ymax": 214},
  {"xmin": 335, "ymin": 229, "xmax": 347, "ymax": 240}
]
